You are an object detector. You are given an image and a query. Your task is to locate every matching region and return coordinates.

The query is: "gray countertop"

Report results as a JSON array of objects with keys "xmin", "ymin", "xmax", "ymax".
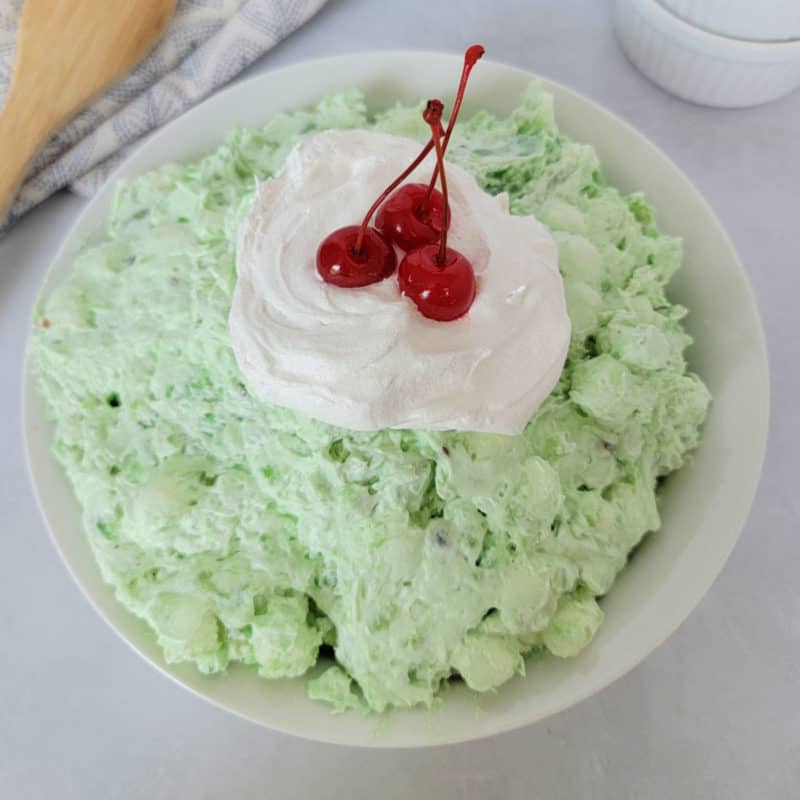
[{"xmin": 1, "ymin": 1, "xmax": 798, "ymax": 798}]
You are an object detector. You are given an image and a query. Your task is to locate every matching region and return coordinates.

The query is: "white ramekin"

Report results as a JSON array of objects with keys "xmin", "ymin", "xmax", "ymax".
[
  {"xmin": 614, "ymin": 0, "xmax": 800, "ymax": 107},
  {"xmin": 659, "ymin": 0, "xmax": 800, "ymax": 42}
]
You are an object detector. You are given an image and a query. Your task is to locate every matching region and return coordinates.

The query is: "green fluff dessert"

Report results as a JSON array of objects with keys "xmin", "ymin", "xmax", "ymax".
[{"xmin": 31, "ymin": 85, "xmax": 710, "ymax": 713}]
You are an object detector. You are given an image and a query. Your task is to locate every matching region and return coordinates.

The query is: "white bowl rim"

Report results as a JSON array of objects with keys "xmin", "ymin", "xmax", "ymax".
[
  {"xmin": 655, "ymin": 0, "xmax": 800, "ymax": 44},
  {"xmin": 639, "ymin": 0, "xmax": 800, "ymax": 54},
  {"xmin": 21, "ymin": 49, "xmax": 770, "ymax": 748}
]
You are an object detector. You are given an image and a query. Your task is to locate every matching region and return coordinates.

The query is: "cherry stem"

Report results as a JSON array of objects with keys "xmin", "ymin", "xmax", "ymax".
[
  {"xmin": 353, "ymin": 138, "xmax": 435, "ymax": 254},
  {"xmin": 423, "ymin": 103, "xmax": 449, "ymax": 266},
  {"xmin": 421, "ymin": 44, "xmax": 484, "ymax": 210}
]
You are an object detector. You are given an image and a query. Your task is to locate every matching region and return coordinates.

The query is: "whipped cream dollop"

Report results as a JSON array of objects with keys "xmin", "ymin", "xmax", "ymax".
[{"xmin": 229, "ymin": 130, "xmax": 570, "ymax": 434}]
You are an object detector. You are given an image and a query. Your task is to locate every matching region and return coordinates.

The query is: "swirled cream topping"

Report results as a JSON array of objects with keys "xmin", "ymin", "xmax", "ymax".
[{"xmin": 229, "ymin": 129, "xmax": 570, "ymax": 434}]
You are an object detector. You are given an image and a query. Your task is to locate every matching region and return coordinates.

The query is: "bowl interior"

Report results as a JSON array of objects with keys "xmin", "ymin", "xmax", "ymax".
[{"xmin": 23, "ymin": 51, "xmax": 769, "ymax": 748}]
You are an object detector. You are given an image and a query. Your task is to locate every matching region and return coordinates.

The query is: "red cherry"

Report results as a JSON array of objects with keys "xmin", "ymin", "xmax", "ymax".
[
  {"xmin": 374, "ymin": 182, "xmax": 447, "ymax": 251},
  {"xmin": 398, "ymin": 100, "xmax": 477, "ymax": 322},
  {"xmin": 398, "ymin": 244, "xmax": 476, "ymax": 321},
  {"xmin": 316, "ymin": 126, "xmax": 439, "ymax": 288},
  {"xmin": 316, "ymin": 225, "xmax": 396, "ymax": 288},
  {"xmin": 316, "ymin": 43, "xmax": 484, "ymax": 291},
  {"xmin": 376, "ymin": 44, "xmax": 484, "ymax": 251}
]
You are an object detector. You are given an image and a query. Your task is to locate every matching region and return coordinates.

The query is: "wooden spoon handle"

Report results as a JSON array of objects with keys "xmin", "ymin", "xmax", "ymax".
[
  {"xmin": 0, "ymin": 88, "xmax": 57, "ymax": 221},
  {"xmin": 0, "ymin": 0, "xmax": 176, "ymax": 224}
]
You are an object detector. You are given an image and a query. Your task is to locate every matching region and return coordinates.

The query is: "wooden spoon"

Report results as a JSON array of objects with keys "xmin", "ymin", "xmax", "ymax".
[{"xmin": 0, "ymin": 0, "xmax": 176, "ymax": 221}]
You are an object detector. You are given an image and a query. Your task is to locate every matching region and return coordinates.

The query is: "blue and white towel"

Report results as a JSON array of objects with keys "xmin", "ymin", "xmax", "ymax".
[{"xmin": 0, "ymin": 0, "xmax": 327, "ymax": 228}]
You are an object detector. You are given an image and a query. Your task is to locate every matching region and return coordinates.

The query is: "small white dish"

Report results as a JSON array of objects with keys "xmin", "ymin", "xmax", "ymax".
[
  {"xmin": 23, "ymin": 51, "xmax": 769, "ymax": 747},
  {"xmin": 659, "ymin": 0, "xmax": 800, "ymax": 41},
  {"xmin": 615, "ymin": 0, "xmax": 800, "ymax": 107}
]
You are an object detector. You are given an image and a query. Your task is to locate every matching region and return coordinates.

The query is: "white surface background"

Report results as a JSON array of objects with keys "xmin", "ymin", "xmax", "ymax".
[{"xmin": 1, "ymin": 1, "xmax": 798, "ymax": 797}]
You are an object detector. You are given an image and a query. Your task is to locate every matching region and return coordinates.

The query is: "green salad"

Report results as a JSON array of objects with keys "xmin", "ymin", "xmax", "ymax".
[{"xmin": 31, "ymin": 85, "xmax": 709, "ymax": 713}]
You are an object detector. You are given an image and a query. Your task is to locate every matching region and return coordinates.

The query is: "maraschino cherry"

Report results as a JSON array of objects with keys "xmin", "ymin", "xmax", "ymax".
[
  {"xmin": 376, "ymin": 45, "xmax": 484, "ymax": 252},
  {"xmin": 316, "ymin": 225, "xmax": 395, "ymax": 288},
  {"xmin": 316, "ymin": 129, "xmax": 438, "ymax": 287},
  {"xmin": 398, "ymin": 100, "xmax": 476, "ymax": 322}
]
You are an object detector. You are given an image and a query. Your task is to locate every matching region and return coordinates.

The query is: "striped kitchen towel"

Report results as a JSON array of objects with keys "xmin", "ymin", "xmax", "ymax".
[{"xmin": 0, "ymin": 0, "xmax": 327, "ymax": 229}]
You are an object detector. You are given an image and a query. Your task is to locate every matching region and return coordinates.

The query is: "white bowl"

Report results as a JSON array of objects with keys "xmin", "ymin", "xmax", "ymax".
[
  {"xmin": 659, "ymin": 0, "xmax": 800, "ymax": 41},
  {"xmin": 615, "ymin": 0, "xmax": 800, "ymax": 107},
  {"xmin": 23, "ymin": 51, "xmax": 769, "ymax": 747}
]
